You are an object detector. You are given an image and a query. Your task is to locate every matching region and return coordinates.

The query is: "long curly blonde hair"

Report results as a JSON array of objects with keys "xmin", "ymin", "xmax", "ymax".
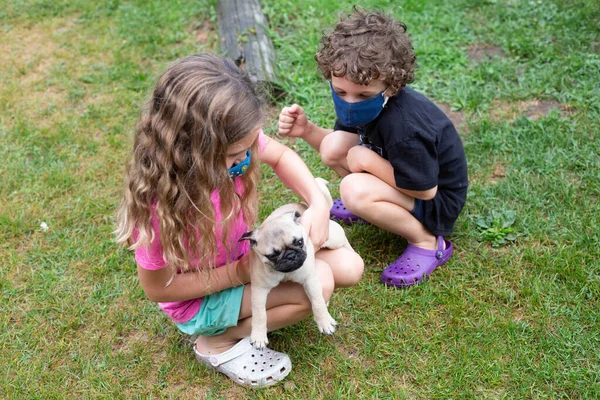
[{"xmin": 115, "ymin": 53, "xmax": 263, "ymax": 272}]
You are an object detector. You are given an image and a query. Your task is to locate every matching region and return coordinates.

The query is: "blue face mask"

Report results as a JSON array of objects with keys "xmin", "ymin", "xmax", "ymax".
[
  {"xmin": 228, "ymin": 150, "xmax": 251, "ymax": 178},
  {"xmin": 330, "ymin": 82, "xmax": 388, "ymax": 128}
]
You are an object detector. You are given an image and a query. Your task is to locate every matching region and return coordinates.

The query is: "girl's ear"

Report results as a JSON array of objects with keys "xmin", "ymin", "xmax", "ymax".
[{"xmin": 239, "ymin": 230, "xmax": 257, "ymax": 247}]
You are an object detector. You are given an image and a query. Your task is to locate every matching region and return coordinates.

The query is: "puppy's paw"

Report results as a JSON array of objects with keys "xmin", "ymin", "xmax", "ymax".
[
  {"xmin": 250, "ymin": 332, "xmax": 269, "ymax": 350},
  {"xmin": 315, "ymin": 314, "xmax": 338, "ymax": 335}
]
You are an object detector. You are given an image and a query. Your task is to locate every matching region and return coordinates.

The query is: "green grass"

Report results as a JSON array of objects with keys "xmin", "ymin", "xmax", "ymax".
[{"xmin": 1, "ymin": 0, "xmax": 599, "ymax": 398}]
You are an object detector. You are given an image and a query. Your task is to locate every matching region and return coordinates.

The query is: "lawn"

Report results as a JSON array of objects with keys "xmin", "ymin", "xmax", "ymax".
[{"xmin": 1, "ymin": 0, "xmax": 599, "ymax": 398}]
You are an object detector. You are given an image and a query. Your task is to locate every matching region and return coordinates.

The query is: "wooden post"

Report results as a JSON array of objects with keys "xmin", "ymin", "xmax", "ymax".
[{"xmin": 217, "ymin": 0, "xmax": 280, "ymax": 91}]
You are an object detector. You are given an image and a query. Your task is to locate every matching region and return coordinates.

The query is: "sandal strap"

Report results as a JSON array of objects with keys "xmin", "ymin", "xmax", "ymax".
[
  {"xmin": 436, "ymin": 236, "xmax": 446, "ymax": 260},
  {"xmin": 195, "ymin": 337, "xmax": 253, "ymax": 367}
]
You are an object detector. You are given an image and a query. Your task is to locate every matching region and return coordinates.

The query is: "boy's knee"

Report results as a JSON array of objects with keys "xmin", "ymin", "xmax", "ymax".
[
  {"xmin": 320, "ymin": 132, "xmax": 345, "ymax": 168},
  {"xmin": 340, "ymin": 174, "xmax": 369, "ymax": 212},
  {"xmin": 319, "ymin": 137, "xmax": 337, "ymax": 168}
]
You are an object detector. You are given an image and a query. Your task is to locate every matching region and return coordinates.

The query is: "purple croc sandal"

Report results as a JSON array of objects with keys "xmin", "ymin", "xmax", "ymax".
[
  {"xmin": 381, "ymin": 236, "xmax": 453, "ymax": 288},
  {"xmin": 330, "ymin": 198, "xmax": 369, "ymax": 225}
]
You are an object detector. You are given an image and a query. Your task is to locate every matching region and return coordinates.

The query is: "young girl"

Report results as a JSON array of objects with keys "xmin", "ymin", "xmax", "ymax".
[
  {"xmin": 115, "ymin": 54, "xmax": 364, "ymax": 388},
  {"xmin": 278, "ymin": 9, "xmax": 468, "ymax": 288}
]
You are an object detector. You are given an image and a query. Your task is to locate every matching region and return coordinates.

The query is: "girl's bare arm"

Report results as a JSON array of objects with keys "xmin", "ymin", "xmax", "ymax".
[{"xmin": 136, "ymin": 253, "xmax": 251, "ymax": 303}]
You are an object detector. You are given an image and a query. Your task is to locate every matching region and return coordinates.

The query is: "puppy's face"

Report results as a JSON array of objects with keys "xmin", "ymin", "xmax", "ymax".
[{"xmin": 241, "ymin": 211, "xmax": 307, "ymax": 273}]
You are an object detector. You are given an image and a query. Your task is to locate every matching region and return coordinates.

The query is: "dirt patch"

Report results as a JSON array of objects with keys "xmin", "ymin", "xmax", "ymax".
[
  {"xmin": 488, "ymin": 100, "xmax": 523, "ymax": 121},
  {"xmin": 488, "ymin": 99, "xmax": 571, "ymax": 121},
  {"xmin": 490, "ymin": 163, "xmax": 506, "ymax": 184},
  {"xmin": 523, "ymin": 100, "xmax": 565, "ymax": 119},
  {"xmin": 113, "ymin": 330, "xmax": 152, "ymax": 354},
  {"xmin": 468, "ymin": 43, "xmax": 506, "ymax": 63},
  {"xmin": 192, "ymin": 19, "xmax": 218, "ymax": 49},
  {"xmin": 512, "ymin": 307, "xmax": 525, "ymax": 322},
  {"xmin": 220, "ymin": 386, "xmax": 256, "ymax": 399},
  {"xmin": 336, "ymin": 341, "xmax": 376, "ymax": 370},
  {"xmin": 436, "ymin": 103, "xmax": 467, "ymax": 133},
  {"xmin": 168, "ymin": 383, "xmax": 211, "ymax": 398}
]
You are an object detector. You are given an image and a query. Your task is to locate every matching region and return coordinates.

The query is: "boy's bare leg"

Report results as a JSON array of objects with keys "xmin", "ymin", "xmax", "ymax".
[
  {"xmin": 340, "ymin": 173, "xmax": 437, "ymax": 250},
  {"xmin": 319, "ymin": 130, "xmax": 360, "ymax": 177}
]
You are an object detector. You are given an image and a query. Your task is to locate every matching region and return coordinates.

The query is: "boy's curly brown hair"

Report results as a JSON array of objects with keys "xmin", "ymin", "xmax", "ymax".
[{"xmin": 315, "ymin": 8, "xmax": 416, "ymax": 95}]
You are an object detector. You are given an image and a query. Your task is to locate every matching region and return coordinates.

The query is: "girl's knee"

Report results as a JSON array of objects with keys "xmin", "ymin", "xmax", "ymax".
[
  {"xmin": 346, "ymin": 252, "xmax": 365, "ymax": 286},
  {"xmin": 316, "ymin": 261, "xmax": 335, "ymax": 302},
  {"xmin": 336, "ymin": 250, "xmax": 364, "ymax": 288}
]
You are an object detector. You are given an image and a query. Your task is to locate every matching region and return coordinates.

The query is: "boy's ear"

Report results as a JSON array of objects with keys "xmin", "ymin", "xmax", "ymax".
[{"xmin": 239, "ymin": 230, "xmax": 257, "ymax": 247}]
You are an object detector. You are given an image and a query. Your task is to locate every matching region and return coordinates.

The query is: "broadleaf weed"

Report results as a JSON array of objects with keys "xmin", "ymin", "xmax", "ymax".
[{"xmin": 475, "ymin": 209, "xmax": 521, "ymax": 246}]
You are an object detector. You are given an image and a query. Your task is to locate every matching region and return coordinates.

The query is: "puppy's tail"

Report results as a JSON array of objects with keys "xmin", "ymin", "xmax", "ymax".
[{"xmin": 314, "ymin": 177, "xmax": 334, "ymax": 210}]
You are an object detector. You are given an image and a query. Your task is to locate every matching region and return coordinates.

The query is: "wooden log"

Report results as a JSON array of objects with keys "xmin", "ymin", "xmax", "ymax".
[{"xmin": 217, "ymin": 0, "xmax": 279, "ymax": 89}]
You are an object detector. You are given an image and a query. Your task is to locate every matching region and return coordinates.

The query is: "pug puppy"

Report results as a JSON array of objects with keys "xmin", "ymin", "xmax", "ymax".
[{"xmin": 240, "ymin": 178, "xmax": 352, "ymax": 350}]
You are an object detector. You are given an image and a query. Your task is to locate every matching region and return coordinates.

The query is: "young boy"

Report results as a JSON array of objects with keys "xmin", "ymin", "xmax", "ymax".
[{"xmin": 278, "ymin": 9, "xmax": 468, "ymax": 287}]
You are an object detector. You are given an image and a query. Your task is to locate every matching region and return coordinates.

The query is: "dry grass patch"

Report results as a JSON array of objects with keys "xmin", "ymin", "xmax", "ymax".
[
  {"xmin": 165, "ymin": 383, "xmax": 212, "ymax": 399},
  {"xmin": 336, "ymin": 340, "xmax": 377, "ymax": 370},
  {"xmin": 490, "ymin": 163, "xmax": 506, "ymax": 184},
  {"xmin": 113, "ymin": 330, "xmax": 152, "ymax": 355},
  {"xmin": 0, "ymin": 16, "xmax": 120, "ymax": 131},
  {"xmin": 0, "ymin": 24, "xmax": 66, "ymax": 127},
  {"xmin": 0, "ymin": 25, "xmax": 58, "ymax": 79},
  {"xmin": 468, "ymin": 43, "xmax": 506, "ymax": 63},
  {"xmin": 488, "ymin": 99, "xmax": 571, "ymax": 122},
  {"xmin": 522, "ymin": 100, "xmax": 568, "ymax": 120}
]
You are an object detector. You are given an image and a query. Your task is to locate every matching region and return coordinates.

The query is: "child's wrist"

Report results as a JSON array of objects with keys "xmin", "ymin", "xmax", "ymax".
[
  {"xmin": 234, "ymin": 255, "xmax": 250, "ymax": 285},
  {"xmin": 302, "ymin": 120, "xmax": 316, "ymax": 139},
  {"xmin": 308, "ymin": 191, "xmax": 329, "ymax": 212}
]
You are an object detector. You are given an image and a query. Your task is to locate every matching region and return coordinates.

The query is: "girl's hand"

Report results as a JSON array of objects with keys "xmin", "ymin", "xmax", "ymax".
[
  {"xmin": 301, "ymin": 197, "xmax": 330, "ymax": 249},
  {"xmin": 278, "ymin": 104, "xmax": 308, "ymax": 138},
  {"xmin": 234, "ymin": 252, "xmax": 252, "ymax": 285}
]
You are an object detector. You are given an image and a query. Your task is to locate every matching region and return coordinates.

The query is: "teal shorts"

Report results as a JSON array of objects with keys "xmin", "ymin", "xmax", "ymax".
[{"xmin": 175, "ymin": 285, "xmax": 245, "ymax": 336}]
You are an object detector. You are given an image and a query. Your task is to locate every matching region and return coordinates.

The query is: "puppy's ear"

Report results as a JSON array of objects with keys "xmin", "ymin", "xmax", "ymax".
[
  {"xmin": 239, "ymin": 230, "xmax": 257, "ymax": 247},
  {"xmin": 293, "ymin": 211, "xmax": 301, "ymax": 224}
]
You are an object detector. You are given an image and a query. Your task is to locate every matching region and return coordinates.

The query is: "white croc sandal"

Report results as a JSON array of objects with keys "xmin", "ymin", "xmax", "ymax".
[{"xmin": 194, "ymin": 337, "xmax": 292, "ymax": 388}]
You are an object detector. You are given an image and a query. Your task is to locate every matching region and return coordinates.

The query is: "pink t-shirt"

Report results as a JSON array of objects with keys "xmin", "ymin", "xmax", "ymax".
[{"xmin": 135, "ymin": 130, "xmax": 268, "ymax": 323}]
